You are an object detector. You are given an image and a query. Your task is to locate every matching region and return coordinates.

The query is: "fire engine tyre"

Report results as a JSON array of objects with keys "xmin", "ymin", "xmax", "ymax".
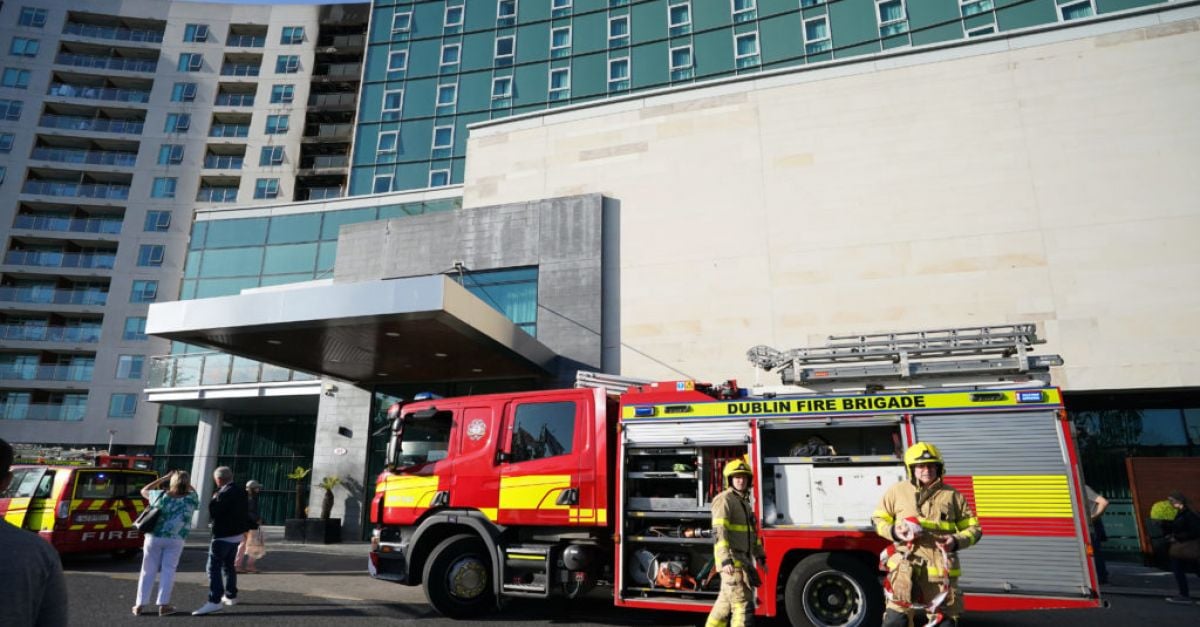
[
  {"xmin": 784, "ymin": 553, "xmax": 883, "ymax": 627},
  {"xmin": 422, "ymin": 533, "xmax": 495, "ymax": 619}
]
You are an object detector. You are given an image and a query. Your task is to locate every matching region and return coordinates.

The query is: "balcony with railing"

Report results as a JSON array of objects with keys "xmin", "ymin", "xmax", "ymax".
[
  {"xmin": 0, "ymin": 364, "xmax": 93, "ymax": 382},
  {"xmin": 12, "ymin": 214, "xmax": 123, "ymax": 235},
  {"xmin": 0, "ymin": 402, "xmax": 87, "ymax": 421},
  {"xmin": 227, "ymin": 34, "xmax": 266, "ymax": 48},
  {"xmin": 209, "ymin": 123, "xmax": 249, "ymax": 138},
  {"xmin": 318, "ymin": 34, "xmax": 365, "ymax": 50},
  {"xmin": 0, "ymin": 324, "xmax": 101, "ymax": 343},
  {"xmin": 3, "ymin": 250, "xmax": 116, "ymax": 269},
  {"xmin": 203, "ymin": 154, "xmax": 244, "ymax": 170},
  {"xmin": 0, "ymin": 286, "xmax": 108, "ymax": 306},
  {"xmin": 300, "ymin": 155, "xmax": 349, "ymax": 172},
  {"xmin": 30, "ymin": 146, "xmax": 137, "ymax": 167},
  {"xmin": 48, "ymin": 83, "xmax": 150, "ymax": 104},
  {"xmin": 148, "ymin": 352, "xmax": 318, "ymax": 389},
  {"xmin": 39, "ymin": 114, "xmax": 144, "ymax": 135},
  {"xmin": 297, "ymin": 186, "xmax": 344, "ymax": 201},
  {"xmin": 22, "ymin": 181, "xmax": 130, "ymax": 200},
  {"xmin": 62, "ymin": 21, "xmax": 164, "ymax": 44},
  {"xmin": 196, "ymin": 187, "xmax": 239, "ymax": 203},
  {"xmin": 215, "ymin": 92, "xmax": 255, "ymax": 107},
  {"xmin": 304, "ymin": 123, "xmax": 353, "ymax": 139},
  {"xmin": 308, "ymin": 92, "xmax": 356, "ymax": 108},
  {"xmin": 54, "ymin": 52, "xmax": 158, "ymax": 73},
  {"xmin": 220, "ymin": 64, "xmax": 261, "ymax": 77},
  {"xmin": 314, "ymin": 62, "xmax": 362, "ymax": 79}
]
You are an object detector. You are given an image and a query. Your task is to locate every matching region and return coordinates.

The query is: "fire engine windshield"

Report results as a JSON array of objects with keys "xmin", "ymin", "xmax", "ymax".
[{"xmin": 393, "ymin": 410, "xmax": 452, "ymax": 469}]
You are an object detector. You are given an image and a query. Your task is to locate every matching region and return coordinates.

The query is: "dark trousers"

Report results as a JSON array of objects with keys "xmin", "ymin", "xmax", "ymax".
[
  {"xmin": 207, "ymin": 539, "xmax": 240, "ymax": 603},
  {"xmin": 1092, "ymin": 518, "xmax": 1108, "ymax": 584},
  {"xmin": 1171, "ymin": 556, "xmax": 1200, "ymax": 597}
]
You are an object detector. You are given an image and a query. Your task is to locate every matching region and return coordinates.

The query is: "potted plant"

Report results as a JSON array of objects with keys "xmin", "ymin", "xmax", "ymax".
[
  {"xmin": 283, "ymin": 466, "xmax": 311, "ymax": 542},
  {"xmin": 304, "ymin": 475, "xmax": 342, "ymax": 544}
]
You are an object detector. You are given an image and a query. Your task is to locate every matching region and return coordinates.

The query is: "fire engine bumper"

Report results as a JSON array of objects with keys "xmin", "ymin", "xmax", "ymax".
[{"xmin": 368, "ymin": 542, "xmax": 409, "ymax": 584}]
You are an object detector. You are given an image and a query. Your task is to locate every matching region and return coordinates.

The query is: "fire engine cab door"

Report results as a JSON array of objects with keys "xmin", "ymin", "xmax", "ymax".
[
  {"xmin": 496, "ymin": 392, "xmax": 589, "ymax": 527},
  {"xmin": 913, "ymin": 410, "xmax": 1094, "ymax": 599},
  {"xmin": 0, "ymin": 467, "xmax": 46, "ymax": 529}
]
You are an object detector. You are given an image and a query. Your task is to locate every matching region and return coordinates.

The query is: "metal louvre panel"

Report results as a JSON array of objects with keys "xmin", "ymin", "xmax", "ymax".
[
  {"xmin": 759, "ymin": 417, "xmax": 901, "ymax": 429},
  {"xmin": 913, "ymin": 411, "xmax": 1065, "ymax": 474},
  {"xmin": 959, "ymin": 537, "xmax": 1091, "ymax": 596},
  {"xmin": 624, "ymin": 420, "xmax": 749, "ymax": 447}
]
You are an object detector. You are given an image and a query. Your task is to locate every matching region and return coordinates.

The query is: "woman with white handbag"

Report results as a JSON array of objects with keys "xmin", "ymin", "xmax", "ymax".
[{"xmin": 133, "ymin": 470, "xmax": 199, "ymax": 616}]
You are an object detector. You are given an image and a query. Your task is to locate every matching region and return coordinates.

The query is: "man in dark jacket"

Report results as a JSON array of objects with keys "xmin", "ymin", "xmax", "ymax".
[{"xmin": 193, "ymin": 466, "xmax": 249, "ymax": 615}]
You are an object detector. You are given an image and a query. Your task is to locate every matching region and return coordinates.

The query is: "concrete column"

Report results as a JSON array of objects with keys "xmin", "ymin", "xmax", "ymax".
[
  {"xmin": 189, "ymin": 408, "xmax": 223, "ymax": 529},
  {"xmin": 308, "ymin": 381, "xmax": 373, "ymax": 540}
]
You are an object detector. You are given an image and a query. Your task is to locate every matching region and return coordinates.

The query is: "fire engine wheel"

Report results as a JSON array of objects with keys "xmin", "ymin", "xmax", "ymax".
[
  {"xmin": 785, "ymin": 553, "xmax": 883, "ymax": 627},
  {"xmin": 423, "ymin": 534, "xmax": 494, "ymax": 618}
]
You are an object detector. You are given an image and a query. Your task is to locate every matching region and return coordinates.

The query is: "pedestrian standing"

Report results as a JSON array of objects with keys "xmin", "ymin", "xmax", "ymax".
[
  {"xmin": 192, "ymin": 466, "xmax": 250, "ymax": 616},
  {"xmin": 872, "ymin": 442, "xmax": 982, "ymax": 627},
  {"xmin": 1162, "ymin": 491, "xmax": 1200, "ymax": 605},
  {"xmin": 1083, "ymin": 485, "xmax": 1110, "ymax": 584},
  {"xmin": 0, "ymin": 438, "xmax": 68, "ymax": 627},
  {"xmin": 704, "ymin": 457, "xmax": 766, "ymax": 627},
  {"xmin": 133, "ymin": 469, "xmax": 199, "ymax": 616},
  {"xmin": 236, "ymin": 479, "xmax": 264, "ymax": 574}
]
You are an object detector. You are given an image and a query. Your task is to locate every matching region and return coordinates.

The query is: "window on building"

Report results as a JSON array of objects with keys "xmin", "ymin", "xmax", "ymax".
[
  {"xmin": 150, "ymin": 177, "xmax": 177, "ymax": 199},
  {"xmin": 495, "ymin": 36, "xmax": 515, "ymax": 65},
  {"xmin": 549, "ymin": 67, "xmax": 570, "ymax": 101},
  {"xmin": 0, "ymin": 133, "xmax": 13, "ymax": 152},
  {"xmin": 960, "ymin": 0, "xmax": 994, "ymax": 16},
  {"xmin": 123, "ymin": 317, "xmax": 148, "ymax": 340},
  {"xmin": 392, "ymin": 11, "xmax": 412, "ymax": 33},
  {"xmin": 734, "ymin": 32, "xmax": 760, "ymax": 68},
  {"xmin": 18, "ymin": 7, "xmax": 48, "ymax": 28},
  {"xmin": 732, "ymin": 0, "xmax": 756, "ymax": 23},
  {"xmin": 108, "ymin": 393, "xmax": 137, "ymax": 418},
  {"xmin": 509, "ymin": 401, "xmax": 576, "ymax": 462},
  {"xmin": 440, "ymin": 44, "xmax": 460, "ymax": 67},
  {"xmin": 275, "ymin": 55, "xmax": 300, "ymax": 73},
  {"xmin": 668, "ymin": 2, "xmax": 691, "ymax": 36},
  {"xmin": 552, "ymin": 0, "xmax": 572, "ymax": 11},
  {"xmin": 388, "ymin": 50, "xmax": 408, "ymax": 72},
  {"xmin": 115, "ymin": 355, "xmax": 145, "ymax": 379},
  {"xmin": 270, "ymin": 84, "xmax": 294, "ymax": 103},
  {"xmin": 183, "ymin": 24, "xmax": 209, "ymax": 42},
  {"xmin": 157, "ymin": 144, "xmax": 184, "ymax": 165},
  {"xmin": 137, "ymin": 245, "xmax": 165, "ymax": 267},
  {"xmin": 877, "ymin": 0, "xmax": 909, "ymax": 37},
  {"xmin": 9, "ymin": 37, "xmax": 39, "ymax": 57},
  {"xmin": 382, "ymin": 89, "xmax": 403, "ymax": 120},
  {"xmin": 280, "ymin": 26, "xmax": 305, "ymax": 45},
  {"xmin": 804, "ymin": 17, "xmax": 832, "ymax": 54},
  {"xmin": 436, "ymin": 83, "xmax": 457, "ymax": 109},
  {"xmin": 164, "ymin": 113, "xmax": 191, "ymax": 133},
  {"xmin": 432, "ymin": 125, "xmax": 453, "ymax": 150},
  {"xmin": 492, "ymin": 76, "xmax": 513, "ymax": 100},
  {"xmin": 377, "ymin": 130, "xmax": 398, "ymax": 154},
  {"xmin": 801, "ymin": 0, "xmax": 826, "ymax": 6},
  {"xmin": 550, "ymin": 27, "xmax": 571, "ymax": 57},
  {"xmin": 260, "ymin": 145, "xmax": 285, "ymax": 166},
  {"xmin": 429, "ymin": 169, "xmax": 450, "ymax": 188},
  {"xmin": 265, "ymin": 114, "xmax": 289, "ymax": 134},
  {"xmin": 144, "ymin": 210, "xmax": 171, "ymax": 232},
  {"xmin": 1057, "ymin": 0, "xmax": 1094, "ymax": 21},
  {"xmin": 445, "ymin": 5, "xmax": 465, "ymax": 27},
  {"xmin": 178, "ymin": 53, "xmax": 203, "ymax": 72},
  {"xmin": 966, "ymin": 24, "xmax": 996, "ymax": 37},
  {"xmin": 497, "ymin": 0, "xmax": 518, "ymax": 23},
  {"xmin": 373, "ymin": 174, "xmax": 392, "ymax": 193},
  {"xmin": 2, "ymin": 68, "xmax": 30, "ymax": 88},
  {"xmin": 608, "ymin": 57, "xmax": 630, "ymax": 91},
  {"xmin": 254, "ymin": 178, "xmax": 280, "ymax": 199},
  {"xmin": 130, "ymin": 280, "xmax": 158, "ymax": 303},
  {"xmin": 171, "ymin": 82, "xmax": 197, "ymax": 102},
  {"xmin": 608, "ymin": 16, "xmax": 629, "ymax": 47},
  {"xmin": 669, "ymin": 45, "xmax": 693, "ymax": 79},
  {"xmin": 0, "ymin": 99, "xmax": 22, "ymax": 120}
]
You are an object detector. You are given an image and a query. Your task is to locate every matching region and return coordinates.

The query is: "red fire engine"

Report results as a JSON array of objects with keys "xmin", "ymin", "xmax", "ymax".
[{"xmin": 368, "ymin": 324, "xmax": 1102, "ymax": 626}]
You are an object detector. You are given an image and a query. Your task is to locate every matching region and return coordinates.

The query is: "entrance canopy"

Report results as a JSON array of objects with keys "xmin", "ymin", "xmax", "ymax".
[{"xmin": 146, "ymin": 275, "xmax": 557, "ymax": 385}]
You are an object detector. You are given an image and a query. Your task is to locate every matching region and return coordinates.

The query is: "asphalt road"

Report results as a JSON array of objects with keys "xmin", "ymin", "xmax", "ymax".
[{"xmin": 62, "ymin": 547, "xmax": 1200, "ymax": 626}]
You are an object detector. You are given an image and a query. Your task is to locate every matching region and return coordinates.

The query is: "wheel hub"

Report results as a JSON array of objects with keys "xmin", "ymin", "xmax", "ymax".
[
  {"xmin": 447, "ymin": 556, "xmax": 488, "ymax": 600},
  {"xmin": 803, "ymin": 570, "xmax": 864, "ymax": 626}
]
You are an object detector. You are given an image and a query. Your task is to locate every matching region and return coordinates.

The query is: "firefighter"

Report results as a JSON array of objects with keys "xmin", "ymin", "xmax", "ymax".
[
  {"xmin": 872, "ymin": 442, "xmax": 982, "ymax": 627},
  {"xmin": 705, "ymin": 457, "xmax": 766, "ymax": 627}
]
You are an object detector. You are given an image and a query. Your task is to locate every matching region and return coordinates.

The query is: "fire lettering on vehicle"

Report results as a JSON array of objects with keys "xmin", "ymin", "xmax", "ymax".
[
  {"xmin": 81, "ymin": 529, "xmax": 139, "ymax": 542},
  {"xmin": 838, "ymin": 396, "xmax": 927, "ymax": 410}
]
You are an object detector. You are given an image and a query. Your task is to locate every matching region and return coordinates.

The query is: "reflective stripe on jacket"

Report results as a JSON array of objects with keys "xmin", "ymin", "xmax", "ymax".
[
  {"xmin": 872, "ymin": 478, "xmax": 981, "ymax": 577},
  {"xmin": 711, "ymin": 488, "xmax": 765, "ymax": 568}
]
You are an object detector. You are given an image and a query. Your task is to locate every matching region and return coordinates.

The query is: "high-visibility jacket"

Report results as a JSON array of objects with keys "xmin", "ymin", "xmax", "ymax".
[
  {"xmin": 711, "ymin": 488, "xmax": 765, "ymax": 569},
  {"xmin": 872, "ymin": 478, "xmax": 981, "ymax": 579}
]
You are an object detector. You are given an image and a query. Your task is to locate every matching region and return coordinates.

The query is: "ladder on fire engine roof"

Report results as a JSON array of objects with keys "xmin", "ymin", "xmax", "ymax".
[
  {"xmin": 746, "ymin": 323, "xmax": 1064, "ymax": 391},
  {"xmin": 574, "ymin": 370, "xmax": 655, "ymax": 395}
]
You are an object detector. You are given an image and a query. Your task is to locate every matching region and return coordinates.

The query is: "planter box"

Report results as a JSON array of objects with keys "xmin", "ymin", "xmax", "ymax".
[
  {"xmin": 283, "ymin": 518, "xmax": 341, "ymax": 543},
  {"xmin": 284, "ymin": 518, "xmax": 306, "ymax": 542}
]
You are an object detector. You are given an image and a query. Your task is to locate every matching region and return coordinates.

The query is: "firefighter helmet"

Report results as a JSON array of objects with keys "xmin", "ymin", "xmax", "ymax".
[
  {"xmin": 904, "ymin": 442, "xmax": 944, "ymax": 478},
  {"xmin": 723, "ymin": 458, "xmax": 754, "ymax": 484}
]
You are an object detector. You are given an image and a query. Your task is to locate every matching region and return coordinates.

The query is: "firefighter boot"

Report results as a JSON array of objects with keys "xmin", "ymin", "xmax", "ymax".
[{"xmin": 881, "ymin": 609, "xmax": 911, "ymax": 627}]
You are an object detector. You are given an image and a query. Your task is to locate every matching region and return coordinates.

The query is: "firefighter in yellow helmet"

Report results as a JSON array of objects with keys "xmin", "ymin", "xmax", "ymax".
[
  {"xmin": 872, "ymin": 443, "xmax": 981, "ymax": 627},
  {"xmin": 705, "ymin": 457, "xmax": 766, "ymax": 627}
]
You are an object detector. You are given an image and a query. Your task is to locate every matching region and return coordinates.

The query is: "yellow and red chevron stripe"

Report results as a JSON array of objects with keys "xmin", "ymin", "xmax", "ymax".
[
  {"xmin": 943, "ymin": 475, "xmax": 1077, "ymax": 537},
  {"xmin": 65, "ymin": 498, "xmax": 144, "ymax": 531}
]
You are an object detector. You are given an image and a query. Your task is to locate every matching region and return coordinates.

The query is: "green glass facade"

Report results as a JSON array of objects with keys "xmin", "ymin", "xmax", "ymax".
[{"xmin": 352, "ymin": 0, "xmax": 1167, "ymax": 194}]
